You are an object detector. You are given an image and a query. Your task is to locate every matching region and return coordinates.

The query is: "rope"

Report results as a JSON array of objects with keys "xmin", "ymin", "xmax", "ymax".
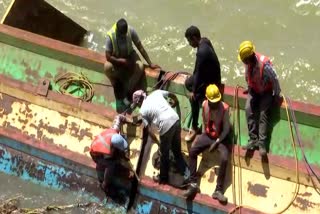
[
  {"xmin": 286, "ymin": 97, "xmax": 320, "ymax": 195},
  {"xmin": 54, "ymin": 72, "xmax": 94, "ymax": 102},
  {"xmin": 229, "ymin": 88, "xmax": 300, "ymax": 214}
]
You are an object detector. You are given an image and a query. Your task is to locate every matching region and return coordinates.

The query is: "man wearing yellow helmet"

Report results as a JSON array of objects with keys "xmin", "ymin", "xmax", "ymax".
[
  {"xmin": 238, "ymin": 41, "xmax": 281, "ymax": 156},
  {"xmin": 183, "ymin": 84, "xmax": 230, "ymax": 204}
]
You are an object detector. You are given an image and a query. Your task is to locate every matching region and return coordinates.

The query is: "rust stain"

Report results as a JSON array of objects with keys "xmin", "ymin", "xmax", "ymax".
[
  {"xmin": 301, "ymin": 139, "xmax": 315, "ymax": 150},
  {"xmin": 0, "ymin": 92, "xmax": 96, "ymax": 148},
  {"xmin": 23, "ymin": 60, "xmax": 42, "ymax": 83},
  {"xmin": 79, "ymin": 127, "xmax": 93, "ymax": 141},
  {"xmin": 247, "ymin": 182, "xmax": 269, "ymax": 197},
  {"xmin": 299, "ymin": 192, "xmax": 312, "ymax": 197},
  {"xmin": 0, "ymin": 94, "xmax": 17, "ymax": 115},
  {"xmin": 292, "ymin": 196, "xmax": 319, "ymax": 211},
  {"xmin": 83, "ymin": 146, "xmax": 90, "ymax": 153}
]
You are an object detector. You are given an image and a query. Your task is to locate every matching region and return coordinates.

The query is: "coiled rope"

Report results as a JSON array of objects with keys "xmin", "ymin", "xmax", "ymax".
[{"xmin": 54, "ymin": 72, "xmax": 94, "ymax": 102}]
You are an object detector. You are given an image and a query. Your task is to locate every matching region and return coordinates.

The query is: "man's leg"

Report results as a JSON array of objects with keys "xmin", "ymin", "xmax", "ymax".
[
  {"xmin": 104, "ymin": 61, "xmax": 116, "ymax": 86},
  {"xmin": 157, "ymin": 130, "xmax": 173, "ymax": 183},
  {"xmin": 257, "ymin": 92, "xmax": 273, "ymax": 156},
  {"xmin": 127, "ymin": 52, "xmax": 145, "ymax": 99},
  {"xmin": 101, "ymin": 159, "xmax": 115, "ymax": 193},
  {"xmin": 212, "ymin": 141, "xmax": 229, "ymax": 204},
  {"xmin": 243, "ymin": 92, "xmax": 259, "ymax": 150},
  {"xmin": 170, "ymin": 121, "xmax": 188, "ymax": 178},
  {"xmin": 184, "ymin": 75, "xmax": 201, "ymax": 142},
  {"xmin": 185, "ymin": 75, "xmax": 194, "ymax": 92},
  {"xmin": 104, "ymin": 61, "xmax": 126, "ymax": 100},
  {"xmin": 183, "ymin": 133, "xmax": 212, "ymax": 199}
]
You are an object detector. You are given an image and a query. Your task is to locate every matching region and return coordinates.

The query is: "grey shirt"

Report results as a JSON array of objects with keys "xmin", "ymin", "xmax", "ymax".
[
  {"xmin": 105, "ymin": 26, "xmax": 140, "ymax": 58},
  {"xmin": 139, "ymin": 90, "xmax": 179, "ymax": 136}
]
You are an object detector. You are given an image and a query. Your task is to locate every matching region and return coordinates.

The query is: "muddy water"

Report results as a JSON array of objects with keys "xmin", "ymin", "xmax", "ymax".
[{"xmin": 0, "ymin": 172, "xmax": 123, "ymax": 214}]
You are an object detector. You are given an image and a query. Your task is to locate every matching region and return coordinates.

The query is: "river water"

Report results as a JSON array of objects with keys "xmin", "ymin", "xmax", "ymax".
[
  {"xmin": 0, "ymin": 0, "xmax": 320, "ymax": 104},
  {"xmin": 0, "ymin": 172, "xmax": 122, "ymax": 213}
]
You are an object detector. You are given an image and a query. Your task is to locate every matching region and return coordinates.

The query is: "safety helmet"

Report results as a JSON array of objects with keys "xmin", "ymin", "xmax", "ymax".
[
  {"xmin": 205, "ymin": 84, "xmax": 221, "ymax": 103},
  {"xmin": 111, "ymin": 134, "xmax": 128, "ymax": 151},
  {"xmin": 238, "ymin": 40, "xmax": 255, "ymax": 61}
]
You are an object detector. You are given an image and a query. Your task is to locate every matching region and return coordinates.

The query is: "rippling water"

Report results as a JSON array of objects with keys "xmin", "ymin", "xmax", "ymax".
[
  {"xmin": 0, "ymin": 172, "xmax": 121, "ymax": 213},
  {"xmin": 0, "ymin": 0, "xmax": 319, "ymax": 104}
]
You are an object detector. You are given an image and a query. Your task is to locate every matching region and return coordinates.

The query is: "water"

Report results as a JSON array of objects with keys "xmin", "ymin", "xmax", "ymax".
[
  {"xmin": 0, "ymin": 172, "xmax": 121, "ymax": 213},
  {"xmin": 0, "ymin": 0, "xmax": 319, "ymax": 104}
]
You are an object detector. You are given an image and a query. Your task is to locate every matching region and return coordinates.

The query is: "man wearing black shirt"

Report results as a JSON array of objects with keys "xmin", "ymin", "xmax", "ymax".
[{"xmin": 184, "ymin": 26, "xmax": 221, "ymax": 142}]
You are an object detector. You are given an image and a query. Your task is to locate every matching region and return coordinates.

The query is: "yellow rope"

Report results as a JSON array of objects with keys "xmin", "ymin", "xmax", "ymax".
[
  {"xmin": 229, "ymin": 90, "xmax": 300, "ymax": 214},
  {"xmin": 54, "ymin": 72, "xmax": 94, "ymax": 102}
]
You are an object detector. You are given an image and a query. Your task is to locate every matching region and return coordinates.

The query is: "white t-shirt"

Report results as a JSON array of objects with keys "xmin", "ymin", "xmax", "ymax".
[{"xmin": 139, "ymin": 90, "xmax": 179, "ymax": 136}]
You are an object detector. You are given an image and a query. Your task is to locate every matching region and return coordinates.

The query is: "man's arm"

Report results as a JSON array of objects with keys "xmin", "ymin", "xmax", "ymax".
[
  {"xmin": 111, "ymin": 114, "xmax": 133, "ymax": 131},
  {"xmin": 167, "ymin": 92, "xmax": 179, "ymax": 108},
  {"xmin": 131, "ymin": 28, "xmax": 159, "ymax": 69},
  {"xmin": 157, "ymin": 90, "xmax": 179, "ymax": 108},
  {"xmin": 264, "ymin": 63, "xmax": 281, "ymax": 96},
  {"xmin": 208, "ymin": 108, "xmax": 230, "ymax": 152},
  {"xmin": 218, "ymin": 109, "xmax": 231, "ymax": 142},
  {"xmin": 105, "ymin": 36, "xmax": 128, "ymax": 67},
  {"xmin": 105, "ymin": 51, "xmax": 128, "ymax": 67}
]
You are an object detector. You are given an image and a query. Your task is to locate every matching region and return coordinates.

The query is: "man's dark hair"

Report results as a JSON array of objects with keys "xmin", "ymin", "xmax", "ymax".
[
  {"xmin": 185, "ymin": 26, "xmax": 201, "ymax": 39},
  {"xmin": 116, "ymin": 18, "xmax": 128, "ymax": 34}
]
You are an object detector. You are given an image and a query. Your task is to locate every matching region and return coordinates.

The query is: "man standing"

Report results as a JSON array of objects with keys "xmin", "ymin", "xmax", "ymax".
[
  {"xmin": 238, "ymin": 41, "xmax": 281, "ymax": 156},
  {"xmin": 130, "ymin": 89, "xmax": 189, "ymax": 184},
  {"xmin": 89, "ymin": 114, "xmax": 132, "ymax": 194},
  {"xmin": 184, "ymin": 26, "xmax": 221, "ymax": 142},
  {"xmin": 104, "ymin": 18, "xmax": 159, "ymax": 107},
  {"xmin": 183, "ymin": 84, "xmax": 230, "ymax": 204}
]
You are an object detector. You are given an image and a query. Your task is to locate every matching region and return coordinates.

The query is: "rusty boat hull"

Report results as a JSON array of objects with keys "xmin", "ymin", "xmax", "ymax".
[{"xmin": 0, "ymin": 23, "xmax": 319, "ymax": 214}]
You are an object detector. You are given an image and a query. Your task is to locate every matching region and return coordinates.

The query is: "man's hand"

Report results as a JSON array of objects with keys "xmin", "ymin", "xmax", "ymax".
[
  {"xmin": 189, "ymin": 92, "xmax": 195, "ymax": 101},
  {"xmin": 128, "ymin": 171, "xmax": 135, "ymax": 179},
  {"xmin": 209, "ymin": 138, "xmax": 220, "ymax": 152},
  {"xmin": 132, "ymin": 115, "xmax": 143, "ymax": 126},
  {"xmin": 149, "ymin": 63, "xmax": 161, "ymax": 69}
]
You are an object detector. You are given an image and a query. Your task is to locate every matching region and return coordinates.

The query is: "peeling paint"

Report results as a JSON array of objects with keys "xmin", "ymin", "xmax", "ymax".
[
  {"xmin": 247, "ymin": 181, "xmax": 269, "ymax": 197},
  {"xmin": 293, "ymin": 196, "xmax": 319, "ymax": 211},
  {"xmin": 136, "ymin": 201, "xmax": 153, "ymax": 214}
]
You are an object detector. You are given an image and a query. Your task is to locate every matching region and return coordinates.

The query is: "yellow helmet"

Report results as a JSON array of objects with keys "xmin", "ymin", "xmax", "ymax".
[
  {"xmin": 205, "ymin": 84, "xmax": 221, "ymax": 103},
  {"xmin": 238, "ymin": 40, "xmax": 255, "ymax": 61}
]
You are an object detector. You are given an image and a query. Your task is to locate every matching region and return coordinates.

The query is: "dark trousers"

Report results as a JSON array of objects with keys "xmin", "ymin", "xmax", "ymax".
[
  {"xmin": 188, "ymin": 133, "xmax": 229, "ymax": 192},
  {"xmin": 159, "ymin": 120, "xmax": 188, "ymax": 180},
  {"xmin": 185, "ymin": 75, "xmax": 204, "ymax": 130},
  {"xmin": 245, "ymin": 91, "xmax": 273, "ymax": 146},
  {"xmin": 92, "ymin": 155, "xmax": 117, "ymax": 190}
]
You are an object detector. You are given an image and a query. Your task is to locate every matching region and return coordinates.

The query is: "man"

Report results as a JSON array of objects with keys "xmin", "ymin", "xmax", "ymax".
[
  {"xmin": 104, "ymin": 18, "xmax": 159, "ymax": 106},
  {"xmin": 183, "ymin": 84, "xmax": 230, "ymax": 204},
  {"xmin": 184, "ymin": 26, "xmax": 221, "ymax": 142},
  {"xmin": 238, "ymin": 41, "xmax": 281, "ymax": 157},
  {"xmin": 89, "ymin": 114, "xmax": 132, "ymax": 194},
  {"xmin": 130, "ymin": 89, "xmax": 189, "ymax": 184}
]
